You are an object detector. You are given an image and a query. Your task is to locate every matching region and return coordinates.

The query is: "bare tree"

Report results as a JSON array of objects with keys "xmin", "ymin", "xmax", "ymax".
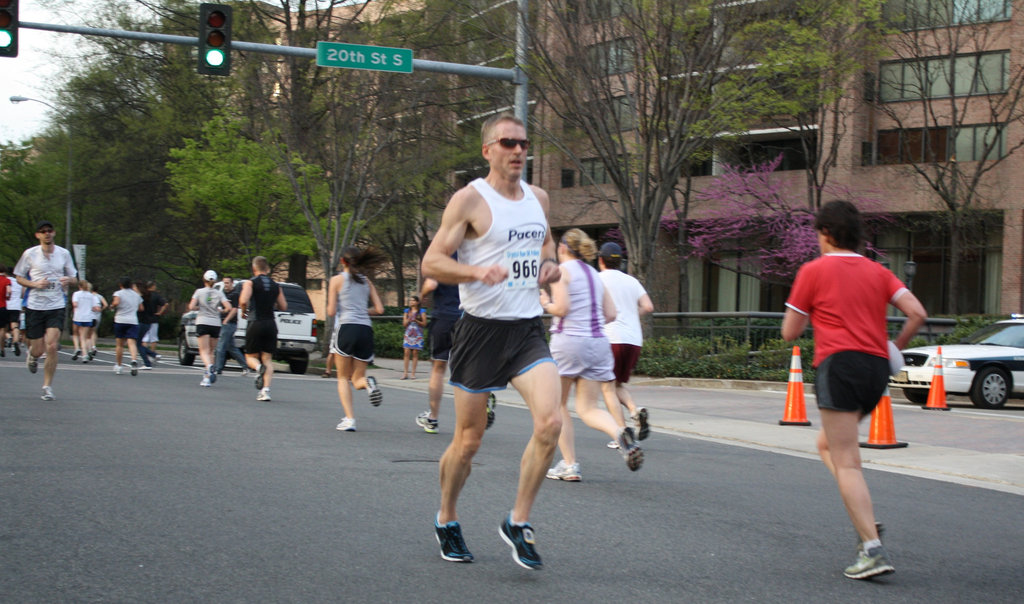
[
  {"xmin": 522, "ymin": 0, "xmax": 814, "ymax": 296},
  {"xmin": 872, "ymin": 1, "xmax": 1024, "ymax": 312}
]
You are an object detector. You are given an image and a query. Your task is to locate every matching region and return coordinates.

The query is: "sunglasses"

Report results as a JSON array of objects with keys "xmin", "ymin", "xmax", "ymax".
[{"xmin": 486, "ymin": 138, "xmax": 530, "ymax": 150}]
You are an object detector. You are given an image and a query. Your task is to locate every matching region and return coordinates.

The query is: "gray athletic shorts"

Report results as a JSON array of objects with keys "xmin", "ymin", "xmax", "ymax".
[
  {"xmin": 550, "ymin": 332, "xmax": 615, "ymax": 381},
  {"xmin": 448, "ymin": 313, "xmax": 553, "ymax": 393},
  {"xmin": 815, "ymin": 350, "xmax": 890, "ymax": 415}
]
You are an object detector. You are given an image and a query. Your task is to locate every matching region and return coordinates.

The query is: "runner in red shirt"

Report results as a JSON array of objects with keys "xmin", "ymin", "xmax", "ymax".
[{"xmin": 783, "ymin": 200, "xmax": 927, "ymax": 580}]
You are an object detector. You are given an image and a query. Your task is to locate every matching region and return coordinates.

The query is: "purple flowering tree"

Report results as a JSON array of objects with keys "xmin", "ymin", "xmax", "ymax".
[{"xmin": 682, "ymin": 155, "xmax": 887, "ymax": 285}]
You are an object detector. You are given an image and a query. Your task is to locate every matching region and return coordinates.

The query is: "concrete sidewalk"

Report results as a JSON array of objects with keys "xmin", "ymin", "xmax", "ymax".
[{"xmin": 365, "ymin": 355, "xmax": 1024, "ymax": 497}]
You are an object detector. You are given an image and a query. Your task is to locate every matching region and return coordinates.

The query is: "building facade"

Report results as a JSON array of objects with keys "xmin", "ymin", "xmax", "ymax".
[{"xmin": 530, "ymin": 0, "xmax": 1022, "ymax": 316}]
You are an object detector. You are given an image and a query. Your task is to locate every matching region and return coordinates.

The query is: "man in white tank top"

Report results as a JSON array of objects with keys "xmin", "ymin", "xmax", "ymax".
[{"xmin": 422, "ymin": 113, "xmax": 562, "ymax": 570}]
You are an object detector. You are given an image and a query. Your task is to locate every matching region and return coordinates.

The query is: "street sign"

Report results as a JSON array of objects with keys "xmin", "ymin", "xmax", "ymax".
[{"xmin": 316, "ymin": 42, "xmax": 412, "ymax": 74}]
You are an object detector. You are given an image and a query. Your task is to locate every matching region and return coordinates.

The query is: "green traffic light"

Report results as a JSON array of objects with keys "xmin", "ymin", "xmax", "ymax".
[
  {"xmin": 0, "ymin": 31, "xmax": 11, "ymax": 49},
  {"xmin": 205, "ymin": 48, "xmax": 225, "ymax": 67}
]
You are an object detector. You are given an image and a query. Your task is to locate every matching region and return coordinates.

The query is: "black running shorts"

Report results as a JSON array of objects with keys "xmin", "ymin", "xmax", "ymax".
[
  {"xmin": 196, "ymin": 324, "xmax": 221, "ymax": 339},
  {"xmin": 25, "ymin": 308, "xmax": 64, "ymax": 340},
  {"xmin": 815, "ymin": 350, "xmax": 890, "ymax": 415},
  {"xmin": 244, "ymin": 318, "xmax": 278, "ymax": 355},
  {"xmin": 335, "ymin": 323, "xmax": 374, "ymax": 362},
  {"xmin": 428, "ymin": 315, "xmax": 459, "ymax": 362},
  {"xmin": 448, "ymin": 313, "xmax": 553, "ymax": 393}
]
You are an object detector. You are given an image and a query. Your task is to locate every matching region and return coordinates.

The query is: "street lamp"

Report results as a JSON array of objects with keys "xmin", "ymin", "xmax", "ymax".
[
  {"xmin": 9, "ymin": 95, "xmax": 73, "ymax": 252},
  {"xmin": 904, "ymin": 260, "xmax": 917, "ymax": 290}
]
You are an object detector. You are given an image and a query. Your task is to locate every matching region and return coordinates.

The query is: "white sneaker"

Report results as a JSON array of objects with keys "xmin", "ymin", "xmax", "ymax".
[
  {"xmin": 40, "ymin": 386, "xmax": 55, "ymax": 401},
  {"xmin": 114, "ymin": 364, "xmax": 123, "ymax": 375},
  {"xmin": 607, "ymin": 440, "xmax": 619, "ymax": 449},
  {"xmin": 200, "ymin": 376, "xmax": 211, "ymax": 387},
  {"xmin": 130, "ymin": 360, "xmax": 139, "ymax": 377},
  {"xmin": 546, "ymin": 459, "xmax": 582, "ymax": 481},
  {"xmin": 257, "ymin": 388, "xmax": 272, "ymax": 402},
  {"xmin": 336, "ymin": 417, "xmax": 356, "ymax": 431}
]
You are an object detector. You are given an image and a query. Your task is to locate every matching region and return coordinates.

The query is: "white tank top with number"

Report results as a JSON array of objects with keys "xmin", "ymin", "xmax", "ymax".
[{"xmin": 458, "ymin": 178, "xmax": 547, "ymax": 320}]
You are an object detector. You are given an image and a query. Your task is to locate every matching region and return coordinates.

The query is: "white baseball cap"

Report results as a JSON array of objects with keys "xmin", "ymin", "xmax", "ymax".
[{"xmin": 203, "ymin": 270, "xmax": 218, "ymax": 282}]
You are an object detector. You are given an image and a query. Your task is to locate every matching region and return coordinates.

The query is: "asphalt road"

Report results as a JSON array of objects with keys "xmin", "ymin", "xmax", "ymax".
[{"xmin": 2, "ymin": 352, "xmax": 1023, "ymax": 603}]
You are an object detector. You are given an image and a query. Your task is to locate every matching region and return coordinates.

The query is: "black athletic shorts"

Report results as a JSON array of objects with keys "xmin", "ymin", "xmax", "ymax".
[
  {"xmin": 428, "ymin": 315, "xmax": 459, "ymax": 362},
  {"xmin": 334, "ymin": 323, "xmax": 375, "ymax": 362},
  {"xmin": 815, "ymin": 350, "xmax": 890, "ymax": 415},
  {"xmin": 448, "ymin": 313, "xmax": 554, "ymax": 393},
  {"xmin": 196, "ymin": 324, "xmax": 221, "ymax": 339},
  {"xmin": 245, "ymin": 318, "xmax": 278, "ymax": 355},
  {"xmin": 25, "ymin": 308, "xmax": 64, "ymax": 340}
]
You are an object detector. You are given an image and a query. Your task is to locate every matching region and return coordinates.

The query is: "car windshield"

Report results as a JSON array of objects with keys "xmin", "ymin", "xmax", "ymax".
[
  {"xmin": 963, "ymin": 323, "xmax": 1024, "ymax": 348},
  {"xmin": 281, "ymin": 285, "xmax": 314, "ymax": 314}
]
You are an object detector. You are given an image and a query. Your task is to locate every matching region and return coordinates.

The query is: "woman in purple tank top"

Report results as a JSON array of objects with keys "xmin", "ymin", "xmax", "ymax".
[{"xmin": 540, "ymin": 229, "xmax": 643, "ymax": 481}]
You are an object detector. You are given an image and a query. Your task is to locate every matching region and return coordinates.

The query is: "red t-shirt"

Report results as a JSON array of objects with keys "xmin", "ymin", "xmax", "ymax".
[
  {"xmin": 786, "ymin": 253, "xmax": 907, "ymax": 367},
  {"xmin": 0, "ymin": 274, "xmax": 10, "ymax": 310}
]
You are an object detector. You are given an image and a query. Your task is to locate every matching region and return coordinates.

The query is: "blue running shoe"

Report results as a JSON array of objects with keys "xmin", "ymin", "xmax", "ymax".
[
  {"xmin": 435, "ymin": 518, "xmax": 473, "ymax": 563},
  {"xmin": 499, "ymin": 514, "xmax": 542, "ymax": 570}
]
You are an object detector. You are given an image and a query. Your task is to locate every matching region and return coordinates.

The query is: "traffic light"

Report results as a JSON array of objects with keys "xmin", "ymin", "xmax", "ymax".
[
  {"xmin": 0, "ymin": 0, "xmax": 18, "ymax": 58},
  {"xmin": 198, "ymin": 3, "xmax": 231, "ymax": 75}
]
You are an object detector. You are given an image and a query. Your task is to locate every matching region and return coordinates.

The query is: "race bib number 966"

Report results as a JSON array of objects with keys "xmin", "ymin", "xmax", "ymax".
[{"xmin": 503, "ymin": 249, "xmax": 540, "ymax": 290}]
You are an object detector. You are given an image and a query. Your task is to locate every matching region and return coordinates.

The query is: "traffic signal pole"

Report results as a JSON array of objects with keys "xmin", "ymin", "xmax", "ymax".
[{"xmin": 16, "ymin": 20, "xmax": 526, "ymax": 84}]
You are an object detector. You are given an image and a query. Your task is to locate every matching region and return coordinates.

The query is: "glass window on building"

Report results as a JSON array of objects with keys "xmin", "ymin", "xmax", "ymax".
[
  {"xmin": 580, "ymin": 158, "xmax": 611, "ymax": 185},
  {"xmin": 885, "ymin": 0, "xmax": 1011, "ymax": 29},
  {"xmin": 587, "ymin": 38, "xmax": 635, "ymax": 75},
  {"xmin": 875, "ymin": 127, "xmax": 949, "ymax": 164},
  {"xmin": 954, "ymin": 124, "xmax": 1007, "ymax": 162},
  {"xmin": 561, "ymin": 168, "xmax": 576, "ymax": 188},
  {"xmin": 878, "ymin": 51, "xmax": 1008, "ymax": 101},
  {"xmin": 720, "ymin": 136, "xmax": 816, "ymax": 171}
]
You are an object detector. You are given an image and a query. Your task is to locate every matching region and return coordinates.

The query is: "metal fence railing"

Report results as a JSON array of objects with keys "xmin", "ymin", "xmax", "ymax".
[{"xmin": 646, "ymin": 312, "xmax": 957, "ymax": 346}]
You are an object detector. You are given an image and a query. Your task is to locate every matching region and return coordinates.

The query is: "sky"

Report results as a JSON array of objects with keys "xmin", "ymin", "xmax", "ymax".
[
  {"xmin": 1, "ymin": 2, "xmax": 367, "ymax": 145},
  {"xmin": 0, "ymin": 3, "xmax": 88, "ymax": 144}
]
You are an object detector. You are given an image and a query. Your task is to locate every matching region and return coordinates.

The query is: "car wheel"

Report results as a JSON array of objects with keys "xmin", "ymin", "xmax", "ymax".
[
  {"xmin": 970, "ymin": 366, "xmax": 1009, "ymax": 409},
  {"xmin": 178, "ymin": 333, "xmax": 195, "ymax": 366},
  {"xmin": 902, "ymin": 389, "xmax": 929, "ymax": 405},
  {"xmin": 288, "ymin": 356, "xmax": 308, "ymax": 375}
]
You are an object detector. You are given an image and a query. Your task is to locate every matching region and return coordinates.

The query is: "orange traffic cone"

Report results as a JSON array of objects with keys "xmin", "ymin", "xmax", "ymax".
[
  {"xmin": 860, "ymin": 387, "xmax": 908, "ymax": 449},
  {"xmin": 780, "ymin": 346, "xmax": 811, "ymax": 426},
  {"xmin": 923, "ymin": 345, "xmax": 950, "ymax": 411}
]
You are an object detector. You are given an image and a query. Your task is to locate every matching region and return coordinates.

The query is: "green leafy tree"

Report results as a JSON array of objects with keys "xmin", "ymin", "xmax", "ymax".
[
  {"xmin": 166, "ymin": 115, "xmax": 311, "ymax": 279},
  {"xmin": 0, "ymin": 142, "xmax": 67, "ymax": 261}
]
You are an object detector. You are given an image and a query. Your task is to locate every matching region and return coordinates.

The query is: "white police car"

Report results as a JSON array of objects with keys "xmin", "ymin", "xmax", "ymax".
[{"xmin": 890, "ymin": 318, "xmax": 1024, "ymax": 409}]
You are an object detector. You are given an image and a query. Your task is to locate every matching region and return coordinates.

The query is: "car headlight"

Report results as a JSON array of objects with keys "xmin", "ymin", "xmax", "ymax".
[{"xmin": 932, "ymin": 358, "xmax": 968, "ymax": 368}]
